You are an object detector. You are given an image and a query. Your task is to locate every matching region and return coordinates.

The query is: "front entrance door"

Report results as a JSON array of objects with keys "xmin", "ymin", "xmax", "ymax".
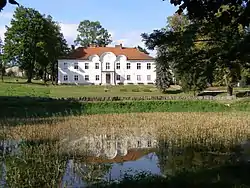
[{"xmin": 106, "ymin": 73, "xmax": 111, "ymax": 84}]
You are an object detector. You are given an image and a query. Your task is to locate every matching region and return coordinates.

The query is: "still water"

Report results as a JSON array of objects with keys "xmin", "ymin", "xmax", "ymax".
[{"xmin": 0, "ymin": 130, "xmax": 248, "ymax": 188}]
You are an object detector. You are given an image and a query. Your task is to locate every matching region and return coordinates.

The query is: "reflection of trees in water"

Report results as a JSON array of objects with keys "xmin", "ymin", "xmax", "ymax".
[
  {"xmin": 156, "ymin": 140, "xmax": 235, "ymax": 177},
  {"xmin": 73, "ymin": 161, "xmax": 112, "ymax": 185},
  {"xmin": 2, "ymin": 141, "xmax": 67, "ymax": 187}
]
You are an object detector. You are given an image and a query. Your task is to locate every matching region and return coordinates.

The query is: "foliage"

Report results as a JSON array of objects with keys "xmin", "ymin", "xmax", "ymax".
[
  {"xmin": 74, "ymin": 20, "xmax": 112, "ymax": 47},
  {"xmin": 3, "ymin": 6, "xmax": 69, "ymax": 83},
  {"xmin": 0, "ymin": 0, "xmax": 19, "ymax": 12},
  {"xmin": 155, "ymin": 48, "xmax": 173, "ymax": 92},
  {"xmin": 136, "ymin": 45, "xmax": 149, "ymax": 54}
]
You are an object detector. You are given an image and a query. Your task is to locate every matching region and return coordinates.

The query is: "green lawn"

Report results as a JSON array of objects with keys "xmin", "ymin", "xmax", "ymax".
[
  {"xmin": 0, "ymin": 76, "xmax": 249, "ymax": 98},
  {"xmin": 0, "ymin": 76, "xmax": 186, "ymax": 98}
]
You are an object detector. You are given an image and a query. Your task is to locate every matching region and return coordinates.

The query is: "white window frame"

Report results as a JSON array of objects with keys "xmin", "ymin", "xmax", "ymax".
[
  {"xmin": 147, "ymin": 75, "xmax": 151, "ymax": 81},
  {"xmin": 85, "ymin": 75, "xmax": 89, "ymax": 81},
  {"xmin": 126, "ymin": 75, "xmax": 131, "ymax": 81},
  {"xmin": 126, "ymin": 63, "xmax": 131, "ymax": 69},
  {"xmin": 147, "ymin": 63, "xmax": 151, "ymax": 69},
  {"xmin": 116, "ymin": 62, "xmax": 120, "ymax": 69},
  {"xmin": 116, "ymin": 74, "xmax": 121, "ymax": 81},
  {"xmin": 63, "ymin": 75, "xmax": 68, "ymax": 81},
  {"xmin": 106, "ymin": 62, "xmax": 110, "ymax": 69},
  {"xmin": 85, "ymin": 63, "xmax": 89, "ymax": 69},
  {"xmin": 137, "ymin": 63, "xmax": 141, "ymax": 69},
  {"xmin": 137, "ymin": 75, "xmax": 141, "ymax": 81},
  {"xmin": 74, "ymin": 63, "xmax": 78, "ymax": 70},
  {"xmin": 96, "ymin": 75, "xmax": 100, "ymax": 81},
  {"xmin": 95, "ymin": 63, "xmax": 99, "ymax": 69},
  {"xmin": 74, "ymin": 75, "xmax": 78, "ymax": 81}
]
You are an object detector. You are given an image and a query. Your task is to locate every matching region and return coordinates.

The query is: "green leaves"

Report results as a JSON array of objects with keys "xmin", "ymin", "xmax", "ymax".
[
  {"xmin": 3, "ymin": 6, "xmax": 69, "ymax": 83},
  {"xmin": 74, "ymin": 20, "xmax": 112, "ymax": 47}
]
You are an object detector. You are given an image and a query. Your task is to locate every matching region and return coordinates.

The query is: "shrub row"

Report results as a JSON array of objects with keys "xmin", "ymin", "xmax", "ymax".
[{"xmin": 3, "ymin": 95, "xmax": 236, "ymax": 103}]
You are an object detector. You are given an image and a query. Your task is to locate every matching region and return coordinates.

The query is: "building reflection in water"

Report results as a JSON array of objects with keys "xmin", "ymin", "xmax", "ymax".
[{"xmin": 60, "ymin": 132, "xmax": 160, "ymax": 187}]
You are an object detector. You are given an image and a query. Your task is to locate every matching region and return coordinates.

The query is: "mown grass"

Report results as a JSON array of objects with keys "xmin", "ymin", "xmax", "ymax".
[
  {"xmin": 0, "ymin": 77, "xmax": 184, "ymax": 97},
  {"xmin": 1, "ymin": 76, "xmax": 249, "ymax": 98}
]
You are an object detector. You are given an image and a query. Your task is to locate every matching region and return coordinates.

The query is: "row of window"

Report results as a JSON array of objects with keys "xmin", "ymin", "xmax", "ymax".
[
  {"xmin": 63, "ymin": 75, "xmax": 152, "ymax": 81},
  {"xmin": 64, "ymin": 62, "xmax": 152, "ymax": 70}
]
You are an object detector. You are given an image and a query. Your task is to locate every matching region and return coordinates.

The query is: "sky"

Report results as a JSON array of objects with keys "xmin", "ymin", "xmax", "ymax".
[{"xmin": 0, "ymin": 0, "xmax": 177, "ymax": 56}]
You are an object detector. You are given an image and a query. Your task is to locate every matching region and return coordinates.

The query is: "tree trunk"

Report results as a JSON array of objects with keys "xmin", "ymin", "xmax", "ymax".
[
  {"xmin": 43, "ymin": 67, "xmax": 47, "ymax": 84},
  {"xmin": 227, "ymin": 84, "xmax": 233, "ymax": 96},
  {"xmin": 27, "ymin": 63, "xmax": 33, "ymax": 83}
]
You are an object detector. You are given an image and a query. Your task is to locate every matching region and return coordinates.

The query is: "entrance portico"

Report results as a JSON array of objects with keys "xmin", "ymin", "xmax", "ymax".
[{"xmin": 102, "ymin": 71, "xmax": 115, "ymax": 85}]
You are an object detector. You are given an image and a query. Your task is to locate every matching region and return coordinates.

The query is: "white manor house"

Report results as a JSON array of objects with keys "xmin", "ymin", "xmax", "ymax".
[{"xmin": 57, "ymin": 44, "xmax": 156, "ymax": 85}]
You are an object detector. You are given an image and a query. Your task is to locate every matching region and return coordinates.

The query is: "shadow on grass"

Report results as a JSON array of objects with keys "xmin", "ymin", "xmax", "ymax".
[
  {"xmin": 3, "ymin": 81, "xmax": 49, "ymax": 86},
  {"xmin": 0, "ymin": 96, "xmax": 86, "ymax": 119},
  {"xmin": 197, "ymin": 91, "xmax": 225, "ymax": 96},
  {"xmin": 163, "ymin": 89, "xmax": 183, "ymax": 94},
  {"xmin": 236, "ymin": 90, "xmax": 250, "ymax": 98}
]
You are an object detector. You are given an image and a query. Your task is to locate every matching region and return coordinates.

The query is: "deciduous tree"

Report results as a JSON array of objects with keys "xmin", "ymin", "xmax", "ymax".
[{"xmin": 74, "ymin": 20, "xmax": 112, "ymax": 47}]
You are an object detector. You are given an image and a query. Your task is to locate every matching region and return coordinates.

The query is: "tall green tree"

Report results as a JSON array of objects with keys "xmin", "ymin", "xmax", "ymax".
[
  {"xmin": 74, "ymin": 20, "xmax": 112, "ymax": 47},
  {"xmin": 4, "ymin": 6, "xmax": 69, "ymax": 84},
  {"xmin": 4, "ymin": 6, "xmax": 46, "ymax": 83}
]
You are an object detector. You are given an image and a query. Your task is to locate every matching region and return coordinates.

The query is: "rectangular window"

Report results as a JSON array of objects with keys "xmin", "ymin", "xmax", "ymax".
[
  {"xmin": 137, "ymin": 63, "xmax": 141, "ymax": 69},
  {"xmin": 96, "ymin": 75, "xmax": 99, "ymax": 81},
  {"xmin": 116, "ymin": 63, "xmax": 120, "ymax": 69},
  {"xmin": 74, "ymin": 75, "xmax": 78, "ymax": 81},
  {"xmin": 95, "ymin": 63, "xmax": 99, "ymax": 69},
  {"xmin": 63, "ymin": 62, "xmax": 68, "ymax": 69},
  {"xmin": 126, "ymin": 63, "xmax": 130, "ymax": 69},
  {"xmin": 126, "ymin": 75, "xmax": 131, "ymax": 81},
  {"xmin": 147, "ymin": 63, "xmax": 151, "ymax": 69},
  {"xmin": 85, "ymin": 75, "xmax": 89, "ymax": 81},
  {"xmin": 137, "ymin": 75, "xmax": 141, "ymax": 81},
  {"xmin": 147, "ymin": 75, "xmax": 151, "ymax": 81},
  {"xmin": 106, "ymin": 62, "xmax": 110, "ymax": 69},
  {"xmin": 63, "ymin": 75, "xmax": 68, "ymax": 81},
  {"xmin": 116, "ymin": 74, "xmax": 121, "ymax": 81},
  {"xmin": 74, "ymin": 63, "xmax": 78, "ymax": 70},
  {"xmin": 85, "ymin": 63, "xmax": 89, "ymax": 69}
]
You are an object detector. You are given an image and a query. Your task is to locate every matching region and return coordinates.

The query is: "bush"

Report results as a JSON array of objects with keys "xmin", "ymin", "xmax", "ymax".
[
  {"xmin": 120, "ymin": 88, "xmax": 128, "ymax": 92},
  {"xmin": 132, "ymin": 88, "xmax": 140, "ymax": 92},
  {"xmin": 143, "ymin": 88, "xmax": 152, "ymax": 92}
]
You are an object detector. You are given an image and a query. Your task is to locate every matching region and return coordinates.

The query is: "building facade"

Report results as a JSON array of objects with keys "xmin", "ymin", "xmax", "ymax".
[{"xmin": 57, "ymin": 44, "xmax": 156, "ymax": 85}]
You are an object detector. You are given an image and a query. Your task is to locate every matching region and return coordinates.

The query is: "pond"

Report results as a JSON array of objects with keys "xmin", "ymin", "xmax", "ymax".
[{"xmin": 0, "ymin": 129, "xmax": 249, "ymax": 187}]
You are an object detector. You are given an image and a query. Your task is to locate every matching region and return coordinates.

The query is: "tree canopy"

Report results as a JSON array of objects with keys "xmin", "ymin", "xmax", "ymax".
[
  {"xmin": 142, "ymin": 10, "xmax": 250, "ymax": 95},
  {"xmin": 74, "ymin": 20, "xmax": 112, "ymax": 47},
  {"xmin": 3, "ymin": 6, "xmax": 69, "ymax": 83}
]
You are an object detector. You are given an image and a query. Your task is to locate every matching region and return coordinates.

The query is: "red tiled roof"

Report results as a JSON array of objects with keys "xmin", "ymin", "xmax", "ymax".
[
  {"xmin": 85, "ymin": 149, "xmax": 154, "ymax": 164},
  {"xmin": 64, "ymin": 45, "xmax": 154, "ymax": 60}
]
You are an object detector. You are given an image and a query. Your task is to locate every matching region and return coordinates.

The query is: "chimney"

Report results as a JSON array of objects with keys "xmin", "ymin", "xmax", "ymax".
[{"xmin": 115, "ymin": 44, "xmax": 122, "ymax": 48}]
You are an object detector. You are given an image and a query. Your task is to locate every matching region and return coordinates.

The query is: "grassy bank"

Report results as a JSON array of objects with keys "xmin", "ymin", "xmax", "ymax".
[{"xmin": 0, "ymin": 97, "xmax": 249, "ymax": 119}]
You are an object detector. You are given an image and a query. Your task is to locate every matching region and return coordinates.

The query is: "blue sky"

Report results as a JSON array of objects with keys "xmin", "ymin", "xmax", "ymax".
[{"xmin": 0, "ymin": 0, "xmax": 176, "ymax": 55}]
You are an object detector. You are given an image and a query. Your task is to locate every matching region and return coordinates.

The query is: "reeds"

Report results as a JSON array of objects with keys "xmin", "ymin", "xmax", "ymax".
[{"xmin": 3, "ymin": 112, "xmax": 250, "ymax": 146}]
